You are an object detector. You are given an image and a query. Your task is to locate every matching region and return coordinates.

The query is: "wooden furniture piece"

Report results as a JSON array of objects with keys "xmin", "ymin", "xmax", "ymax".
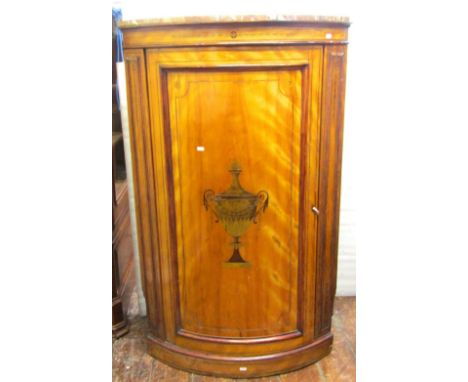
[
  {"xmin": 112, "ymin": 132, "xmax": 134, "ymax": 338},
  {"xmin": 121, "ymin": 15, "xmax": 349, "ymax": 377},
  {"xmin": 112, "ymin": 12, "xmax": 136, "ymax": 338}
]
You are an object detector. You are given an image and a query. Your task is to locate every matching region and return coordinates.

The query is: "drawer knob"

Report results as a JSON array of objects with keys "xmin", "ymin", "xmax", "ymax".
[
  {"xmin": 230, "ymin": 31, "xmax": 237, "ymax": 38},
  {"xmin": 311, "ymin": 206, "xmax": 320, "ymax": 215}
]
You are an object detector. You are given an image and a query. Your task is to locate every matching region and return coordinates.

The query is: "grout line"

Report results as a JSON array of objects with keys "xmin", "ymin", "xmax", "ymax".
[
  {"xmin": 147, "ymin": 359, "xmax": 154, "ymax": 382},
  {"xmin": 341, "ymin": 332, "xmax": 356, "ymax": 358},
  {"xmin": 316, "ymin": 363, "xmax": 327, "ymax": 382}
]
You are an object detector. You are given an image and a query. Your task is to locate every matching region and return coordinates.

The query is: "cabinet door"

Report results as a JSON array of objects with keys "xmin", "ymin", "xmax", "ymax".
[{"xmin": 146, "ymin": 47, "xmax": 323, "ymax": 352}]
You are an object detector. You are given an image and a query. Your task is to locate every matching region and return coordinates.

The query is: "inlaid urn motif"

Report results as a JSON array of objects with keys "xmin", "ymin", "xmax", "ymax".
[{"xmin": 203, "ymin": 162, "xmax": 269, "ymax": 264}]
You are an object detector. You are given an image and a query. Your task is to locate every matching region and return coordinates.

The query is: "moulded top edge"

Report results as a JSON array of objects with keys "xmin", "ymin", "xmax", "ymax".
[{"xmin": 118, "ymin": 15, "xmax": 351, "ymax": 29}]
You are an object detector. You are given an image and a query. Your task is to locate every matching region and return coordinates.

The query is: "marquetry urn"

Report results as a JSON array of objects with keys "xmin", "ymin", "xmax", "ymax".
[{"xmin": 121, "ymin": 15, "xmax": 349, "ymax": 378}]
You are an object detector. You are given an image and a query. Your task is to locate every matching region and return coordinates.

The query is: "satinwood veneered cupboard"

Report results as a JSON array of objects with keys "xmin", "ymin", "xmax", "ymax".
[{"xmin": 121, "ymin": 15, "xmax": 349, "ymax": 378}]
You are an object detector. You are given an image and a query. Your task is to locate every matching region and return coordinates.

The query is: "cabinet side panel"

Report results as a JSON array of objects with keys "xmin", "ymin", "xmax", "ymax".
[
  {"xmin": 315, "ymin": 45, "xmax": 347, "ymax": 336},
  {"xmin": 124, "ymin": 49, "xmax": 165, "ymax": 337}
]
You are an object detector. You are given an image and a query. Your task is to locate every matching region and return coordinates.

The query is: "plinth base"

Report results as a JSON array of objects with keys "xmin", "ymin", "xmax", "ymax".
[{"xmin": 147, "ymin": 333, "xmax": 333, "ymax": 378}]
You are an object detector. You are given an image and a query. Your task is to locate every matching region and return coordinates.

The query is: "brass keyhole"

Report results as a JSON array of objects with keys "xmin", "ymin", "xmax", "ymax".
[{"xmin": 230, "ymin": 31, "xmax": 237, "ymax": 38}]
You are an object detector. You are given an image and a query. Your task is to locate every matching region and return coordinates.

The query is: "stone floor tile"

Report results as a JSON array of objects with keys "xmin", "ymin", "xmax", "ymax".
[
  {"xmin": 318, "ymin": 331, "xmax": 356, "ymax": 382},
  {"xmin": 150, "ymin": 360, "xmax": 191, "ymax": 381},
  {"xmin": 278, "ymin": 364, "xmax": 324, "ymax": 382}
]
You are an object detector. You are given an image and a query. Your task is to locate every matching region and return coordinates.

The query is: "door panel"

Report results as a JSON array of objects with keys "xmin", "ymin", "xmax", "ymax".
[
  {"xmin": 146, "ymin": 47, "xmax": 322, "ymax": 345},
  {"xmin": 169, "ymin": 68, "xmax": 301, "ymax": 337}
]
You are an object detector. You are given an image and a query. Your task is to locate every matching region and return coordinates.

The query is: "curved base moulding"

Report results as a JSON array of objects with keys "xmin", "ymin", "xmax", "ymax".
[
  {"xmin": 147, "ymin": 333, "xmax": 333, "ymax": 378},
  {"xmin": 112, "ymin": 320, "xmax": 129, "ymax": 339},
  {"xmin": 112, "ymin": 299, "xmax": 129, "ymax": 339}
]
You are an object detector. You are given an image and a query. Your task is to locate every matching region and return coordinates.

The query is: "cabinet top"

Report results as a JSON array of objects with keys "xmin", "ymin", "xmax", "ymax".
[
  {"xmin": 119, "ymin": 14, "xmax": 350, "ymax": 29},
  {"xmin": 120, "ymin": 15, "xmax": 350, "ymax": 48}
]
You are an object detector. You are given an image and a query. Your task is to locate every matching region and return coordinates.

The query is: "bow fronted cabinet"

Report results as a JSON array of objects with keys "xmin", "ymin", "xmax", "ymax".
[{"xmin": 120, "ymin": 15, "xmax": 349, "ymax": 378}]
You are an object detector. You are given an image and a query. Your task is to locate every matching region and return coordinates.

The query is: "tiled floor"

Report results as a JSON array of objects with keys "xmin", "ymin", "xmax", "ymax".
[{"xmin": 113, "ymin": 297, "xmax": 355, "ymax": 381}]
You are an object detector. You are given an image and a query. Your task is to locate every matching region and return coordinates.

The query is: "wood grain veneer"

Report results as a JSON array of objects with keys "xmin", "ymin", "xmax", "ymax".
[{"xmin": 122, "ymin": 16, "xmax": 349, "ymax": 377}]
